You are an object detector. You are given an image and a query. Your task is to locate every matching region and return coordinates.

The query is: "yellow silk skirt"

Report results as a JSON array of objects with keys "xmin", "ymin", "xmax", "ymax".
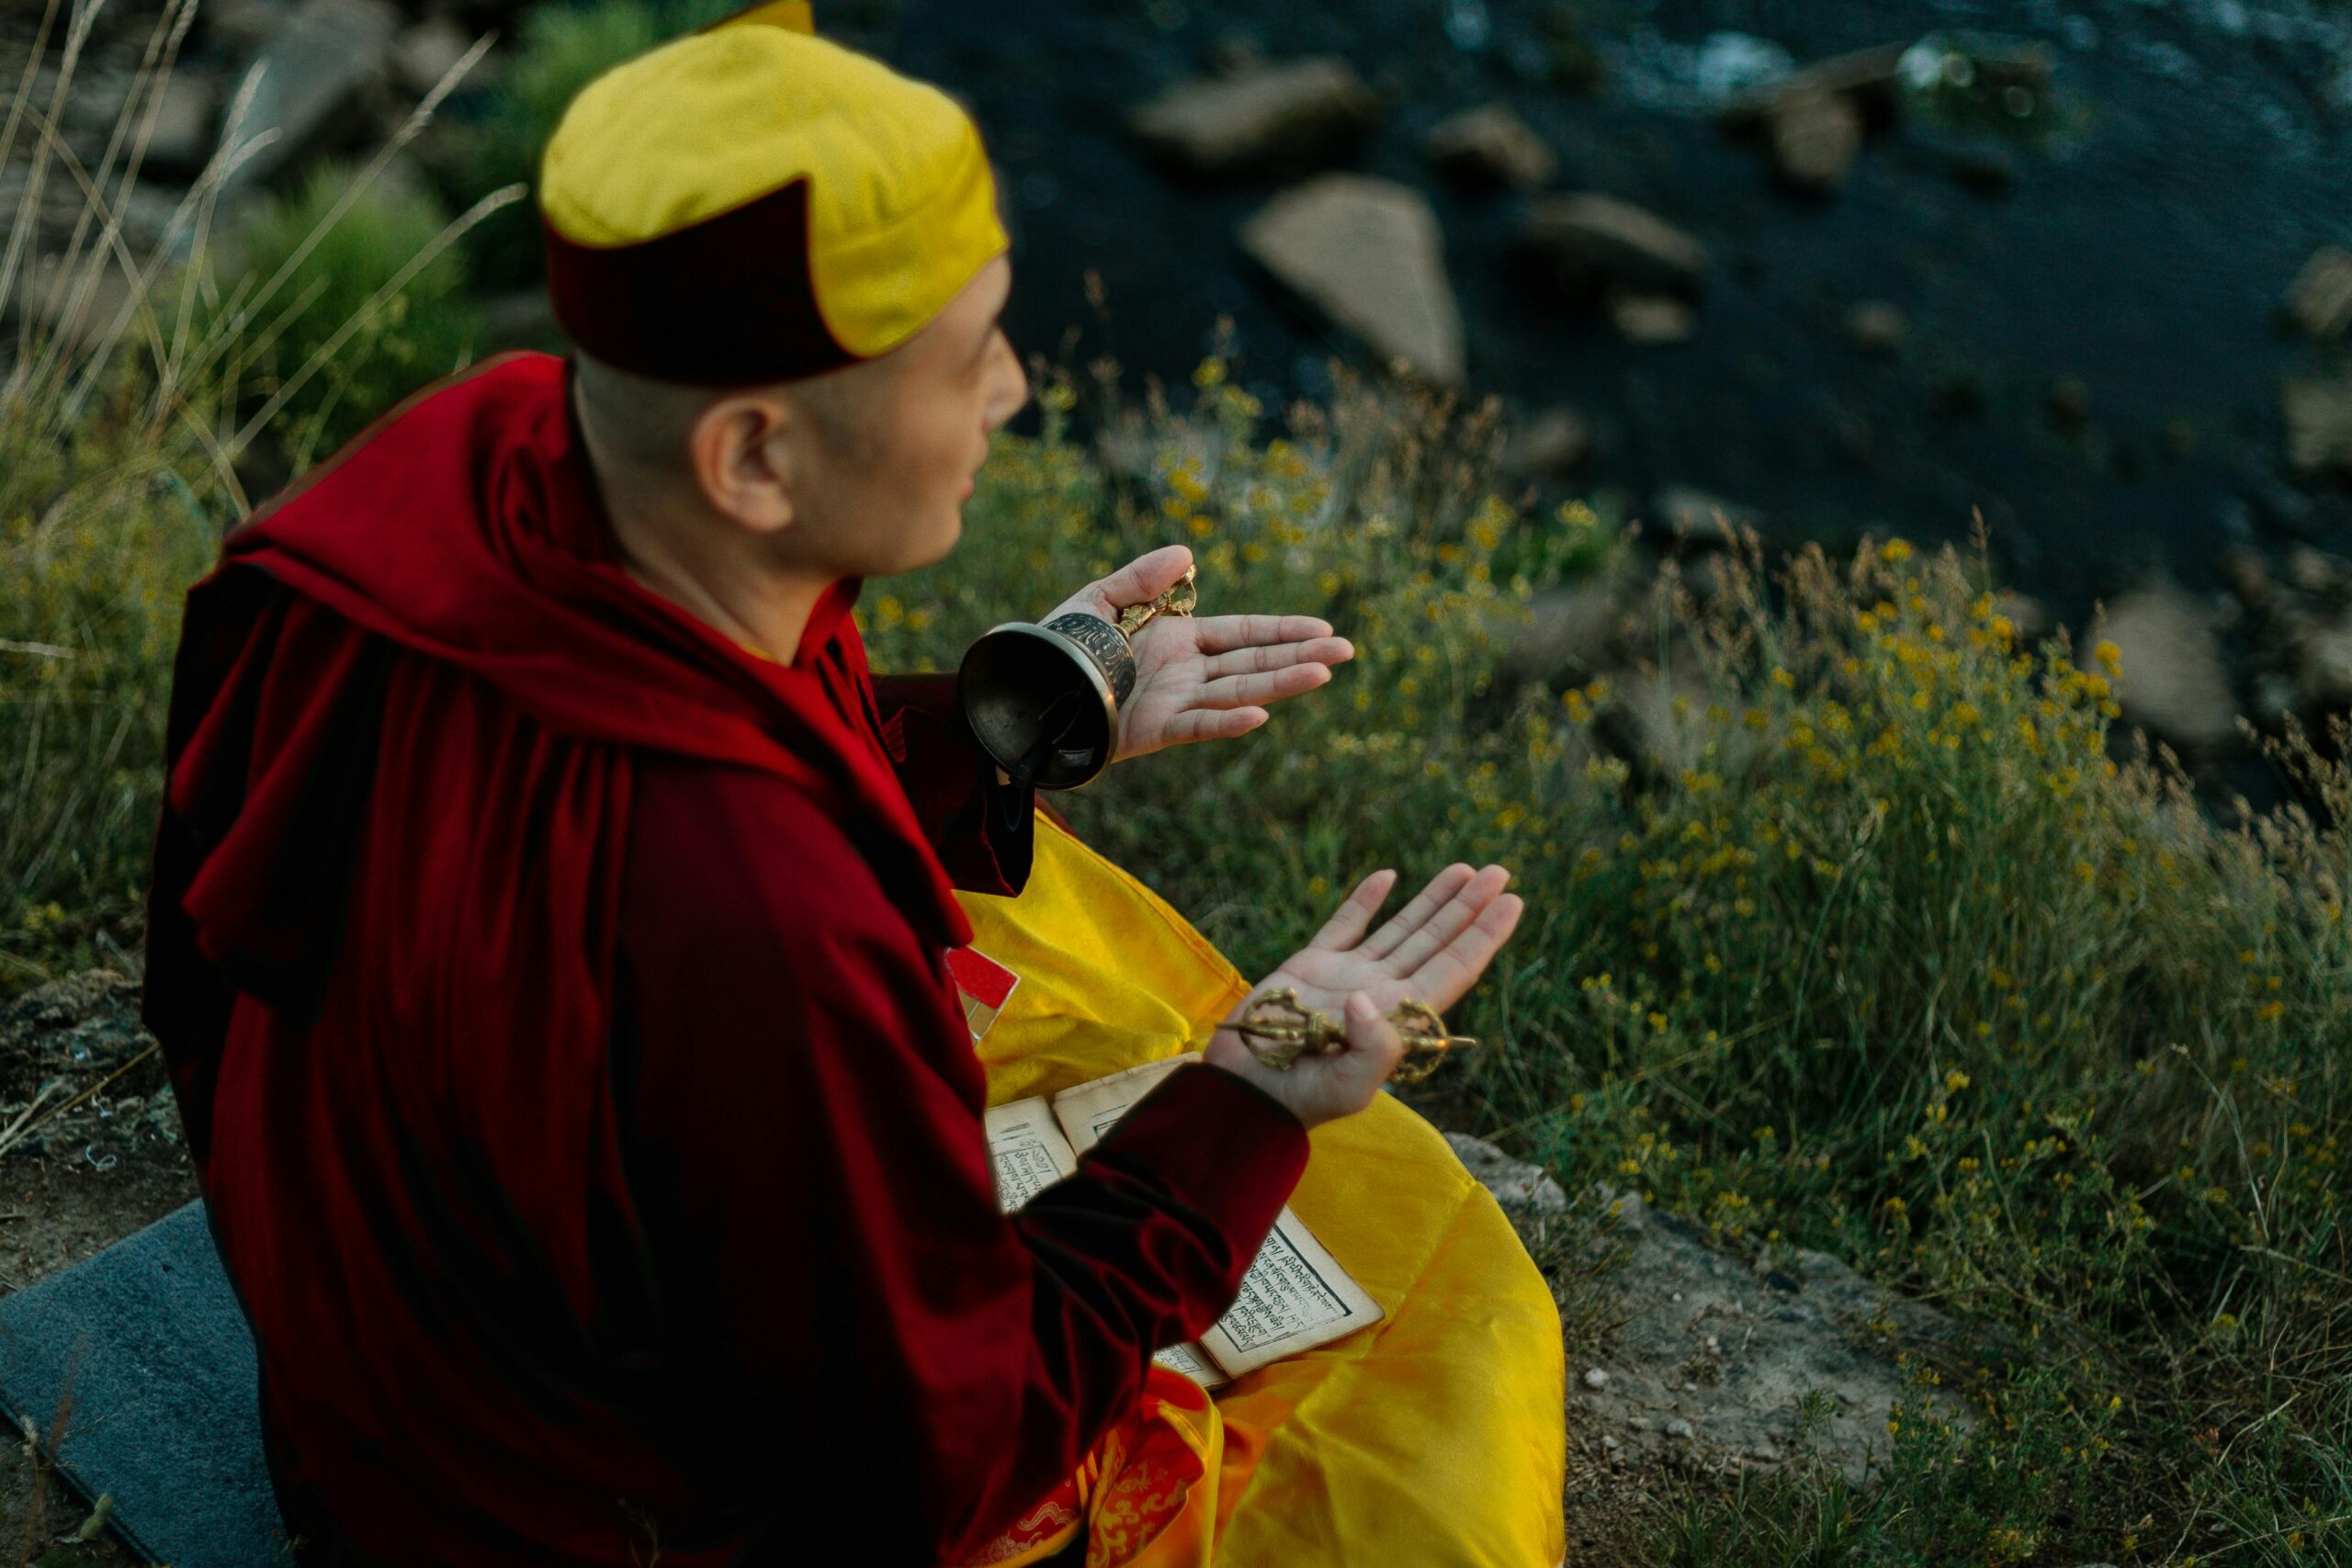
[{"xmin": 951, "ymin": 808, "xmax": 1567, "ymax": 1567}]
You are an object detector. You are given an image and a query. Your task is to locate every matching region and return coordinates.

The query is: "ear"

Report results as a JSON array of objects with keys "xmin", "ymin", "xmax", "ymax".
[{"xmin": 686, "ymin": 392, "xmax": 797, "ymax": 535}]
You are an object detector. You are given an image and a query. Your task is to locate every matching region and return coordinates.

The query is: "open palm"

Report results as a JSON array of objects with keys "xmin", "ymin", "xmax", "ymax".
[
  {"xmin": 1205, "ymin": 863, "xmax": 1524, "ymax": 1127},
  {"xmin": 1044, "ymin": 544, "xmax": 1352, "ymax": 761}
]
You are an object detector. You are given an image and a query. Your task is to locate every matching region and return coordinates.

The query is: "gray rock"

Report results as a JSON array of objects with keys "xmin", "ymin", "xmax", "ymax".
[
  {"xmin": 2293, "ymin": 611, "xmax": 2352, "ymax": 710},
  {"xmin": 2047, "ymin": 375, "xmax": 2092, "ymax": 429},
  {"xmin": 1846, "ymin": 299, "xmax": 1905, "ymax": 354},
  {"xmin": 392, "ymin": 17, "xmax": 476, "ymax": 100},
  {"xmin": 2286, "ymin": 546, "xmax": 2350, "ymax": 603},
  {"xmin": 1994, "ymin": 590, "xmax": 2053, "ymax": 646},
  {"xmin": 2287, "ymin": 247, "xmax": 2352, "ymax": 343},
  {"xmin": 1239, "ymin": 174, "xmax": 1464, "ymax": 386},
  {"xmin": 1766, "ymin": 87, "xmax": 1862, "ymax": 194},
  {"xmin": 1425, "ymin": 103, "xmax": 1555, "ymax": 190},
  {"xmin": 2283, "ymin": 375, "xmax": 2352, "ymax": 479},
  {"xmin": 2219, "ymin": 544, "xmax": 2274, "ymax": 615},
  {"xmin": 1499, "ymin": 406, "xmax": 1592, "ymax": 480},
  {"xmin": 1568, "ymin": 1187, "xmax": 1984, "ymax": 1483},
  {"xmin": 2251, "ymin": 670, "xmax": 2303, "ymax": 726},
  {"xmin": 208, "ymin": 0, "xmax": 293, "ymax": 54},
  {"xmin": 1611, "ymin": 291, "xmax": 1697, "ymax": 344},
  {"xmin": 1500, "ymin": 567, "xmax": 1634, "ymax": 683},
  {"xmin": 141, "ymin": 69, "xmax": 219, "ymax": 176},
  {"xmin": 1443, "ymin": 1133, "xmax": 1569, "ymax": 1216},
  {"xmin": 2094, "ymin": 581, "xmax": 2239, "ymax": 751},
  {"xmin": 1520, "ymin": 193, "xmax": 1707, "ymax": 300},
  {"xmin": 1129, "ymin": 58, "xmax": 1377, "ymax": 178},
  {"xmin": 226, "ymin": 0, "xmax": 401, "ymax": 193},
  {"xmin": 1653, "ymin": 484, "xmax": 1762, "ymax": 547},
  {"xmin": 1720, "ymin": 42, "xmax": 1909, "ymax": 130},
  {"xmin": 1615, "ymin": 658, "xmax": 1735, "ymax": 778}
]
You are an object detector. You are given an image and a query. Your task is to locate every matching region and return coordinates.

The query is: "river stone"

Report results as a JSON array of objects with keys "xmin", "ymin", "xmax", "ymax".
[
  {"xmin": 227, "ymin": 0, "xmax": 400, "ymax": 192},
  {"xmin": 2285, "ymin": 546, "xmax": 2350, "ymax": 603},
  {"xmin": 393, "ymin": 17, "xmax": 475, "ymax": 99},
  {"xmin": 1443, "ymin": 1134, "xmax": 1568, "ymax": 1217},
  {"xmin": 2284, "ymin": 376, "xmax": 2352, "ymax": 479},
  {"xmin": 2287, "ymin": 247, "xmax": 2352, "ymax": 342},
  {"xmin": 1653, "ymin": 484, "xmax": 1763, "ymax": 547},
  {"xmin": 1766, "ymin": 87, "xmax": 1862, "ymax": 194},
  {"xmin": 1613, "ymin": 658, "xmax": 1731, "ymax": 778},
  {"xmin": 1520, "ymin": 193, "xmax": 1707, "ymax": 299},
  {"xmin": 1499, "ymin": 406, "xmax": 1592, "ymax": 479},
  {"xmin": 1611, "ymin": 291, "xmax": 1697, "ymax": 344},
  {"xmin": 1846, "ymin": 299, "xmax": 1905, "ymax": 353},
  {"xmin": 2094, "ymin": 582, "xmax": 2238, "ymax": 750},
  {"xmin": 1238, "ymin": 174, "xmax": 1464, "ymax": 386},
  {"xmin": 1720, "ymin": 41, "xmax": 1909, "ymax": 130},
  {"xmin": 143, "ymin": 69, "xmax": 219, "ymax": 176},
  {"xmin": 1128, "ymin": 57, "xmax": 1376, "ymax": 178},
  {"xmin": 1499, "ymin": 565, "xmax": 1635, "ymax": 683},
  {"xmin": 1995, "ymin": 590, "xmax": 2053, "ymax": 645},
  {"xmin": 1425, "ymin": 103, "xmax": 1555, "ymax": 190},
  {"xmin": 2296, "ymin": 620, "xmax": 2352, "ymax": 709}
]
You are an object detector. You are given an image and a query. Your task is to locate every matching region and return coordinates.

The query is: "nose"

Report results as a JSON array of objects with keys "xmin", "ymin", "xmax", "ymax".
[{"xmin": 983, "ymin": 330, "xmax": 1028, "ymax": 434}]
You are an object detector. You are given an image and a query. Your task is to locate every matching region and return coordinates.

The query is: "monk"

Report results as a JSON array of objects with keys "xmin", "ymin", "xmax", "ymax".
[{"xmin": 144, "ymin": 6, "xmax": 1563, "ymax": 1566}]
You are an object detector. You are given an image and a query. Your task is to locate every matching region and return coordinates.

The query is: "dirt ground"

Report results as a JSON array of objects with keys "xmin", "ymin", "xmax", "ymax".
[{"xmin": 0, "ymin": 970, "xmax": 196, "ymax": 1567}]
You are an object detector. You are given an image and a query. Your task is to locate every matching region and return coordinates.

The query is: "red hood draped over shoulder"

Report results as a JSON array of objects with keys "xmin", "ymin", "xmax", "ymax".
[{"xmin": 146, "ymin": 350, "xmax": 973, "ymax": 1141}]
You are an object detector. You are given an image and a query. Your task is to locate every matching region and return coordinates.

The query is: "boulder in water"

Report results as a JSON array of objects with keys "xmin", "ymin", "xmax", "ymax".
[
  {"xmin": 1519, "ymin": 193, "xmax": 1707, "ymax": 300},
  {"xmin": 1499, "ymin": 406, "xmax": 1593, "ymax": 480},
  {"xmin": 2092, "ymin": 581, "xmax": 2239, "ymax": 752},
  {"xmin": 1425, "ymin": 103, "xmax": 1555, "ymax": 191},
  {"xmin": 1128, "ymin": 58, "xmax": 1377, "ymax": 179},
  {"xmin": 1239, "ymin": 174, "xmax": 1464, "ymax": 387},
  {"xmin": 1766, "ymin": 87, "xmax": 1862, "ymax": 195},
  {"xmin": 2283, "ymin": 376, "xmax": 2352, "ymax": 479},
  {"xmin": 2287, "ymin": 247, "xmax": 2352, "ymax": 344}
]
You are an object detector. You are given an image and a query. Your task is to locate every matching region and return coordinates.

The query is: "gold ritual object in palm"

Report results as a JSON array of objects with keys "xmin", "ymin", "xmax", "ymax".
[
  {"xmin": 1115, "ymin": 565, "xmax": 1197, "ymax": 637},
  {"xmin": 1226, "ymin": 986, "xmax": 1477, "ymax": 1086}
]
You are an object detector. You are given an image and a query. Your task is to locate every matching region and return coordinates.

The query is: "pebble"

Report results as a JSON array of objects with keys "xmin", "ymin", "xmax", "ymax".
[
  {"xmin": 1666, "ymin": 1418, "xmax": 1695, "ymax": 1439},
  {"xmin": 1583, "ymin": 1367, "xmax": 1611, "ymax": 1390}
]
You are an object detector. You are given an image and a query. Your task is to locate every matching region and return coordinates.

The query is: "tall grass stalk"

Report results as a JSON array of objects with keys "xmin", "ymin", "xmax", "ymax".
[{"xmin": 0, "ymin": 2, "xmax": 503, "ymax": 985}]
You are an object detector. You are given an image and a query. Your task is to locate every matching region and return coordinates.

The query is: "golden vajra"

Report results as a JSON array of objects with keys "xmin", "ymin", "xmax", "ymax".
[
  {"xmin": 1223, "ymin": 986, "xmax": 1477, "ymax": 1086},
  {"xmin": 1115, "ymin": 565, "xmax": 1198, "ymax": 638}
]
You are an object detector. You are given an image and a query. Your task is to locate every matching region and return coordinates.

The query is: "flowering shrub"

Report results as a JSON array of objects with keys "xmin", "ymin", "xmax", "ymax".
[{"xmin": 872, "ymin": 359, "xmax": 2352, "ymax": 1565}]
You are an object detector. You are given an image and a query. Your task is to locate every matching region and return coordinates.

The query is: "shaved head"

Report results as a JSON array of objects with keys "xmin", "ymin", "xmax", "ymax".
[{"xmin": 571, "ymin": 351, "xmax": 885, "ymax": 481}]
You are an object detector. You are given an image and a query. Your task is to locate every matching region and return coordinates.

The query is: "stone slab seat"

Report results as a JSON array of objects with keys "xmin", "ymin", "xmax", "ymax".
[{"xmin": 0, "ymin": 1201, "xmax": 288, "ymax": 1567}]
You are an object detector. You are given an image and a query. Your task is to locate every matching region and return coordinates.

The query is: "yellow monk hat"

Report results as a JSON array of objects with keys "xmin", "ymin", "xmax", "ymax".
[{"xmin": 539, "ymin": 1, "xmax": 1009, "ymax": 386}]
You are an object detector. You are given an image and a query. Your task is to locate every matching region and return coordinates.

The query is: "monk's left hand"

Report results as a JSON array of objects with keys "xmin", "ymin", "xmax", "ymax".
[{"xmin": 1046, "ymin": 544, "xmax": 1354, "ymax": 764}]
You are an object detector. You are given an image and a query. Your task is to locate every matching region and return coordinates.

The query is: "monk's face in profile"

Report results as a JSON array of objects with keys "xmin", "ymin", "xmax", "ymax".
[
  {"xmin": 575, "ymin": 254, "xmax": 1029, "ymax": 588},
  {"xmin": 804, "ymin": 253, "xmax": 1031, "ymax": 573}
]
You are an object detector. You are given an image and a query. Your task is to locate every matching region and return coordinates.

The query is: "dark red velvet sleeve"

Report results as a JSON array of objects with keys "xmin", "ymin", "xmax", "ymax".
[
  {"xmin": 612, "ymin": 760, "xmax": 1308, "ymax": 1563},
  {"xmin": 870, "ymin": 671, "xmax": 1035, "ymax": 897}
]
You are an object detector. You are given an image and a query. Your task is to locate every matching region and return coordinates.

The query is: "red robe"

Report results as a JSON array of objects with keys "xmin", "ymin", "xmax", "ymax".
[{"xmin": 141, "ymin": 353, "xmax": 1308, "ymax": 1566}]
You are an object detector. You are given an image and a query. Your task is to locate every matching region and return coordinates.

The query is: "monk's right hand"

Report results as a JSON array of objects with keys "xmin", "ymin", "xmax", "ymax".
[{"xmin": 1203, "ymin": 863, "xmax": 1522, "ymax": 1130}]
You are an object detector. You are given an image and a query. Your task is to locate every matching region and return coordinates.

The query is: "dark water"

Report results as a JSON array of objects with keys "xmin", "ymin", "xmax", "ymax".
[{"xmin": 842, "ymin": 0, "xmax": 2352, "ymax": 626}]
